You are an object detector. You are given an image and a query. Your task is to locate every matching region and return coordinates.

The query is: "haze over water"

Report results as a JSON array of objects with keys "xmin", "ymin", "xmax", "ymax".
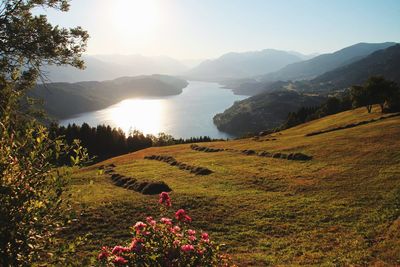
[{"xmin": 60, "ymin": 81, "xmax": 246, "ymax": 139}]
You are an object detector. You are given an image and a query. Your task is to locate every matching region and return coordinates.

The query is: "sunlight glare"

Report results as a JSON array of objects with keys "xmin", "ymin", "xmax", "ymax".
[
  {"xmin": 112, "ymin": 0, "xmax": 160, "ymax": 37},
  {"xmin": 108, "ymin": 98, "xmax": 165, "ymax": 135}
]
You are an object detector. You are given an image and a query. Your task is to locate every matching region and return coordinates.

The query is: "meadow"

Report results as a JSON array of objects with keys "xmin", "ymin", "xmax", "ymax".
[{"xmin": 63, "ymin": 106, "xmax": 400, "ymax": 266}]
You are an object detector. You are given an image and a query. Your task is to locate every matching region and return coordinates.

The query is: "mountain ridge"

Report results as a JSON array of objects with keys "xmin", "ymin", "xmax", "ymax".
[
  {"xmin": 259, "ymin": 42, "xmax": 397, "ymax": 83},
  {"xmin": 184, "ymin": 49, "xmax": 306, "ymax": 81},
  {"xmin": 29, "ymin": 75, "xmax": 188, "ymax": 119}
]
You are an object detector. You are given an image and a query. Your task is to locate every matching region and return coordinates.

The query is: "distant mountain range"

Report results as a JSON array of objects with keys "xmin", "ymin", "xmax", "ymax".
[
  {"xmin": 214, "ymin": 43, "xmax": 400, "ymax": 135},
  {"xmin": 312, "ymin": 44, "xmax": 400, "ymax": 88},
  {"xmin": 43, "ymin": 55, "xmax": 189, "ymax": 83},
  {"xmin": 183, "ymin": 49, "xmax": 310, "ymax": 81},
  {"xmin": 260, "ymin": 42, "xmax": 396, "ymax": 83},
  {"xmin": 226, "ymin": 42, "xmax": 397, "ymax": 96},
  {"xmin": 43, "ymin": 49, "xmax": 317, "ymax": 84},
  {"xmin": 29, "ymin": 75, "xmax": 188, "ymax": 119}
]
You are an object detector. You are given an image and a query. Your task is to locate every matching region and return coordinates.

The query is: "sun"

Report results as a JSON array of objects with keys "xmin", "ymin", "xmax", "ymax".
[{"xmin": 112, "ymin": 0, "xmax": 160, "ymax": 37}]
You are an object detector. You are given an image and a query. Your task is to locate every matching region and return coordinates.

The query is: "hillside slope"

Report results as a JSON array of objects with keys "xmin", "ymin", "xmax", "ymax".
[
  {"xmin": 213, "ymin": 90, "xmax": 326, "ymax": 135},
  {"xmin": 29, "ymin": 75, "xmax": 188, "ymax": 119},
  {"xmin": 260, "ymin": 42, "xmax": 396, "ymax": 82},
  {"xmin": 312, "ymin": 44, "xmax": 400, "ymax": 88},
  {"xmin": 224, "ymin": 42, "xmax": 397, "ymax": 96},
  {"xmin": 64, "ymin": 106, "xmax": 400, "ymax": 266}
]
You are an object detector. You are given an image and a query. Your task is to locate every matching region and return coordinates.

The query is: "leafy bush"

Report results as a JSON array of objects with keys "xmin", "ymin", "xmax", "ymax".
[
  {"xmin": 97, "ymin": 192, "xmax": 236, "ymax": 266},
  {"xmin": 0, "ymin": 97, "xmax": 89, "ymax": 265},
  {"xmin": 0, "ymin": 1, "xmax": 89, "ymax": 265}
]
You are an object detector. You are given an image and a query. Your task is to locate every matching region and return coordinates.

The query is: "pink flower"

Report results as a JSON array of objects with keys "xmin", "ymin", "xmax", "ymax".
[
  {"xmin": 197, "ymin": 248, "xmax": 205, "ymax": 255},
  {"xmin": 187, "ymin": 229, "xmax": 196, "ymax": 235},
  {"xmin": 98, "ymin": 247, "xmax": 109, "ymax": 260},
  {"xmin": 189, "ymin": 235, "xmax": 197, "ymax": 242},
  {"xmin": 181, "ymin": 244, "xmax": 195, "ymax": 252},
  {"xmin": 173, "ymin": 226, "xmax": 181, "ymax": 232},
  {"xmin": 175, "ymin": 209, "xmax": 192, "ymax": 222},
  {"xmin": 134, "ymin": 221, "xmax": 146, "ymax": 233},
  {"xmin": 173, "ymin": 240, "xmax": 181, "ymax": 246},
  {"xmin": 160, "ymin": 217, "xmax": 172, "ymax": 225},
  {"xmin": 112, "ymin": 245, "xmax": 130, "ymax": 255},
  {"xmin": 159, "ymin": 192, "xmax": 172, "ymax": 207},
  {"xmin": 130, "ymin": 238, "xmax": 144, "ymax": 252},
  {"xmin": 113, "ymin": 256, "xmax": 128, "ymax": 265},
  {"xmin": 201, "ymin": 232, "xmax": 209, "ymax": 241},
  {"xmin": 146, "ymin": 216, "xmax": 157, "ymax": 227}
]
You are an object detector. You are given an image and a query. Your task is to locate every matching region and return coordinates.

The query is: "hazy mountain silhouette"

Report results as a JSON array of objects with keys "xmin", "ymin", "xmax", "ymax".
[
  {"xmin": 312, "ymin": 44, "xmax": 400, "ymax": 88},
  {"xmin": 227, "ymin": 42, "xmax": 397, "ymax": 95},
  {"xmin": 184, "ymin": 49, "xmax": 306, "ymax": 81},
  {"xmin": 259, "ymin": 42, "xmax": 396, "ymax": 82},
  {"xmin": 42, "ymin": 55, "xmax": 189, "ymax": 83}
]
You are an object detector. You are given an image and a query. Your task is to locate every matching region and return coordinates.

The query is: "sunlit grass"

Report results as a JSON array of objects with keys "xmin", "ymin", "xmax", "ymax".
[{"xmin": 63, "ymin": 106, "xmax": 400, "ymax": 266}]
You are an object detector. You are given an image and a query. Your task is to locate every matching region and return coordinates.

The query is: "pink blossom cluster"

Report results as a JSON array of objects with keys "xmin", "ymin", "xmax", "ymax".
[{"xmin": 97, "ymin": 192, "xmax": 235, "ymax": 266}]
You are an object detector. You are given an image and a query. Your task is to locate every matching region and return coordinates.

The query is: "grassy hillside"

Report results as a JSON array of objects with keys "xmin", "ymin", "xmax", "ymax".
[{"xmin": 64, "ymin": 106, "xmax": 400, "ymax": 266}]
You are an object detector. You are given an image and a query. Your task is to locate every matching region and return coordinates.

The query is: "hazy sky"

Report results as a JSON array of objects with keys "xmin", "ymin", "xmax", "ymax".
[{"xmin": 41, "ymin": 0, "xmax": 400, "ymax": 59}]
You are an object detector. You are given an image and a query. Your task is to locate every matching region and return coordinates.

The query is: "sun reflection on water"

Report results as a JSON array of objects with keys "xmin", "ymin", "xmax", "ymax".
[{"xmin": 107, "ymin": 98, "xmax": 165, "ymax": 135}]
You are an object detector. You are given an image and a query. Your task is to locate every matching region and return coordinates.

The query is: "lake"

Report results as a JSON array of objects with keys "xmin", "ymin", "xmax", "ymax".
[{"xmin": 60, "ymin": 81, "xmax": 247, "ymax": 139}]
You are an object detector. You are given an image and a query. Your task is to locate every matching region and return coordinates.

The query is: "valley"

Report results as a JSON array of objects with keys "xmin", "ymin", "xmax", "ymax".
[{"xmin": 3, "ymin": 1, "xmax": 400, "ymax": 266}]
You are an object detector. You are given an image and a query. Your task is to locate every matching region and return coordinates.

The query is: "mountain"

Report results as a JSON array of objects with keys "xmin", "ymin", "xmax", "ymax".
[
  {"xmin": 214, "ymin": 43, "xmax": 400, "ymax": 136},
  {"xmin": 226, "ymin": 42, "xmax": 397, "ymax": 96},
  {"xmin": 213, "ymin": 90, "xmax": 325, "ymax": 135},
  {"xmin": 259, "ymin": 42, "xmax": 397, "ymax": 83},
  {"xmin": 288, "ymin": 51, "xmax": 319, "ymax": 60},
  {"xmin": 312, "ymin": 44, "xmax": 400, "ymax": 88},
  {"xmin": 29, "ymin": 75, "xmax": 188, "ymax": 119},
  {"xmin": 184, "ymin": 49, "xmax": 305, "ymax": 81},
  {"xmin": 65, "ymin": 106, "xmax": 400, "ymax": 266},
  {"xmin": 42, "ymin": 55, "xmax": 189, "ymax": 83}
]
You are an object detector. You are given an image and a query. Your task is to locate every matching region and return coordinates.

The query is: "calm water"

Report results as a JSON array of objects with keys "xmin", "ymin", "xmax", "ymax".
[{"xmin": 60, "ymin": 81, "xmax": 247, "ymax": 139}]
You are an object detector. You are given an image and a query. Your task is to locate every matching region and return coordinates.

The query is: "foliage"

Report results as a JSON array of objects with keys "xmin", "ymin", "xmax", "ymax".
[
  {"xmin": 0, "ymin": 0, "xmax": 88, "ymax": 77},
  {"xmin": 351, "ymin": 76, "xmax": 400, "ymax": 113},
  {"xmin": 0, "ymin": 0, "xmax": 89, "ymax": 265},
  {"xmin": 284, "ymin": 77, "xmax": 400, "ymax": 132},
  {"xmin": 49, "ymin": 123, "xmax": 219, "ymax": 161},
  {"xmin": 282, "ymin": 94, "xmax": 352, "ymax": 129},
  {"xmin": 213, "ymin": 90, "xmax": 325, "ymax": 136},
  {"xmin": 97, "ymin": 192, "xmax": 235, "ymax": 267},
  {"xmin": 0, "ymin": 89, "xmax": 89, "ymax": 265}
]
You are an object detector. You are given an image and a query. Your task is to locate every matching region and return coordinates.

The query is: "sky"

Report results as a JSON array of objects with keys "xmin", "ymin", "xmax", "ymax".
[{"xmin": 40, "ymin": 0, "xmax": 400, "ymax": 60}]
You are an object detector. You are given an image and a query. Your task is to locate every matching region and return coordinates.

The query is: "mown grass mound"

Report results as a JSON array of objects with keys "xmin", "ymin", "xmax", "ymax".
[{"xmin": 62, "ymin": 105, "xmax": 400, "ymax": 266}]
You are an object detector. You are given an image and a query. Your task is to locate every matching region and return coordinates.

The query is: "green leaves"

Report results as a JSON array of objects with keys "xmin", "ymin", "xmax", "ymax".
[{"xmin": 0, "ymin": 1, "xmax": 89, "ymax": 264}]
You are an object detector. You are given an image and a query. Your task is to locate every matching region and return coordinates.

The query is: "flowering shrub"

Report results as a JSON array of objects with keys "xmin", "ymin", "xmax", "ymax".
[{"xmin": 98, "ymin": 192, "xmax": 235, "ymax": 266}]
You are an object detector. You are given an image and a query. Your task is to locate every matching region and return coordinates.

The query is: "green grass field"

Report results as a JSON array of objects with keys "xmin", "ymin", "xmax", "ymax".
[{"xmin": 63, "ymin": 105, "xmax": 400, "ymax": 266}]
